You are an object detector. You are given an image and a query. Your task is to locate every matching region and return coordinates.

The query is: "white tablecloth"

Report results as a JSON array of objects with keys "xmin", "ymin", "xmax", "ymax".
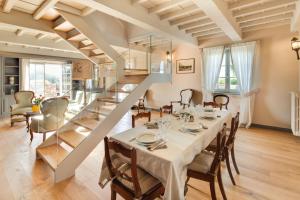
[{"xmin": 99, "ymin": 110, "xmax": 231, "ymax": 200}]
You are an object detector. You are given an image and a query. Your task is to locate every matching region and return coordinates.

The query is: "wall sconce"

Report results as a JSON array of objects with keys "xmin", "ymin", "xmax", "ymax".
[
  {"xmin": 291, "ymin": 37, "xmax": 300, "ymax": 60},
  {"xmin": 166, "ymin": 51, "xmax": 171, "ymax": 61}
]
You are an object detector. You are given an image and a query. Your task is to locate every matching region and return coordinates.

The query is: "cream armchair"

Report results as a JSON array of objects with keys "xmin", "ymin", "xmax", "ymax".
[
  {"xmin": 10, "ymin": 91, "xmax": 34, "ymax": 127},
  {"xmin": 30, "ymin": 97, "xmax": 69, "ymax": 142}
]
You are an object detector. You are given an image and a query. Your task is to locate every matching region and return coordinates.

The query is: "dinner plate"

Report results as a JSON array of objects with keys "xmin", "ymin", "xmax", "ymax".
[
  {"xmin": 185, "ymin": 123, "xmax": 202, "ymax": 131},
  {"xmin": 136, "ymin": 133, "xmax": 160, "ymax": 144}
]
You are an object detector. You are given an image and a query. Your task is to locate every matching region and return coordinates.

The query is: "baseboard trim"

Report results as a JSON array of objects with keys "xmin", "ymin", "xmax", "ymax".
[{"xmin": 251, "ymin": 123, "xmax": 292, "ymax": 133}]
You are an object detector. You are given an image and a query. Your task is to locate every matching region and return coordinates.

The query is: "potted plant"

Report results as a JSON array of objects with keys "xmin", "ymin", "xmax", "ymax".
[{"xmin": 32, "ymin": 95, "xmax": 43, "ymax": 112}]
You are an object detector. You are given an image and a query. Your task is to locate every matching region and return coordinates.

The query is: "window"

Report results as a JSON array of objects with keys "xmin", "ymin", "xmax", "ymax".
[
  {"xmin": 216, "ymin": 48, "xmax": 239, "ymax": 93},
  {"xmin": 29, "ymin": 61, "xmax": 72, "ymax": 97}
]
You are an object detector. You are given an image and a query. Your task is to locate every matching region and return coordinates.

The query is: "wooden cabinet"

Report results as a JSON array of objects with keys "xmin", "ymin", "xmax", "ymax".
[{"xmin": 0, "ymin": 56, "xmax": 21, "ymax": 116}]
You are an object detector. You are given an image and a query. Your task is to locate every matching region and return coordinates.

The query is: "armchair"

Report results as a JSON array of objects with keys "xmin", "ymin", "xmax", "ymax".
[
  {"xmin": 10, "ymin": 91, "xmax": 34, "ymax": 127},
  {"xmin": 170, "ymin": 89, "xmax": 193, "ymax": 110},
  {"xmin": 29, "ymin": 97, "xmax": 69, "ymax": 142}
]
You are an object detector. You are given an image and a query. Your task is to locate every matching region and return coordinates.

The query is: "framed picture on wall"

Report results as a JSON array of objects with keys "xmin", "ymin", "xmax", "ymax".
[{"xmin": 176, "ymin": 58, "xmax": 195, "ymax": 74}]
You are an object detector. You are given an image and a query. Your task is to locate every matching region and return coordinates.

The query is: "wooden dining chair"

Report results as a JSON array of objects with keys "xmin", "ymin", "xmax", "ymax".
[
  {"xmin": 206, "ymin": 112, "xmax": 240, "ymax": 185},
  {"xmin": 214, "ymin": 94, "xmax": 230, "ymax": 110},
  {"xmin": 131, "ymin": 90, "xmax": 148, "ymax": 113},
  {"xmin": 185, "ymin": 124, "xmax": 228, "ymax": 200},
  {"xmin": 132, "ymin": 111, "xmax": 151, "ymax": 128},
  {"xmin": 160, "ymin": 105, "xmax": 173, "ymax": 117},
  {"xmin": 104, "ymin": 137, "xmax": 164, "ymax": 200},
  {"xmin": 203, "ymin": 101, "xmax": 222, "ymax": 110}
]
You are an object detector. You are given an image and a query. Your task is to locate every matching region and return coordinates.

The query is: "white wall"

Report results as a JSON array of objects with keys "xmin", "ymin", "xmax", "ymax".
[
  {"xmin": 147, "ymin": 25, "xmax": 299, "ymax": 129},
  {"xmin": 147, "ymin": 43, "xmax": 202, "ymax": 108}
]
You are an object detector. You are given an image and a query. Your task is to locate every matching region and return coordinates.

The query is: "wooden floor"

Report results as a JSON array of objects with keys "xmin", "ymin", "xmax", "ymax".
[{"xmin": 0, "ymin": 111, "xmax": 300, "ymax": 200}]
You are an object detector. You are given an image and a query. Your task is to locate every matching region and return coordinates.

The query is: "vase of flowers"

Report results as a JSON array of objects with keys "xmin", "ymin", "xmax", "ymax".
[{"xmin": 32, "ymin": 96, "xmax": 43, "ymax": 112}]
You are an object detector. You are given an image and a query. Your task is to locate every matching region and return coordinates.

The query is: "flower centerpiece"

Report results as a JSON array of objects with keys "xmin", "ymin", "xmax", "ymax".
[{"xmin": 32, "ymin": 95, "xmax": 43, "ymax": 112}]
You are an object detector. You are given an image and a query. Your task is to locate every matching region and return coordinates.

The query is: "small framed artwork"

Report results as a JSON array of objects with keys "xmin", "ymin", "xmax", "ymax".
[{"xmin": 176, "ymin": 58, "xmax": 195, "ymax": 74}]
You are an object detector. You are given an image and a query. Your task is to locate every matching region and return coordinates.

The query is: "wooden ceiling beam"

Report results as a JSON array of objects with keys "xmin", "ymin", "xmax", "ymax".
[
  {"xmin": 192, "ymin": 0, "xmax": 242, "ymax": 41},
  {"xmin": 229, "ymin": 0, "xmax": 264, "ymax": 10},
  {"xmin": 33, "ymin": 0, "xmax": 59, "ymax": 20},
  {"xmin": 233, "ymin": 0, "xmax": 297, "ymax": 17},
  {"xmin": 242, "ymin": 19, "xmax": 290, "ymax": 32},
  {"xmin": 240, "ymin": 13, "xmax": 293, "ymax": 28},
  {"xmin": 178, "ymin": 18, "xmax": 213, "ymax": 30},
  {"xmin": 291, "ymin": 0, "xmax": 300, "ymax": 32},
  {"xmin": 186, "ymin": 24, "xmax": 218, "ymax": 34},
  {"xmin": 236, "ymin": 5, "xmax": 295, "ymax": 23},
  {"xmin": 170, "ymin": 12, "xmax": 206, "ymax": 26},
  {"xmin": 2, "ymin": 0, "xmax": 17, "ymax": 13},
  {"xmin": 160, "ymin": 5, "xmax": 199, "ymax": 21},
  {"xmin": 149, "ymin": 0, "xmax": 190, "ymax": 14}
]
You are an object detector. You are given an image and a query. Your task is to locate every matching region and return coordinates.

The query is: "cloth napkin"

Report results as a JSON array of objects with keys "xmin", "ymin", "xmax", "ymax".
[{"xmin": 144, "ymin": 122, "xmax": 159, "ymax": 129}]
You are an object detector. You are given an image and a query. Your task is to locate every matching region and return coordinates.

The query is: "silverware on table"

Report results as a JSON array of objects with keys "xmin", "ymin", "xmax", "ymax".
[
  {"xmin": 129, "ymin": 137, "xmax": 137, "ymax": 142},
  {"xmin": 148, "ymin": 140, "xmax": 167, "ymax": 151}
]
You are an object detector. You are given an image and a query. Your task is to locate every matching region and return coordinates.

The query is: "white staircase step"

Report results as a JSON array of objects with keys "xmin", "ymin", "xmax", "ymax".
[
  {"xmin": 67, "ymin": 29, "xmax": 85, "ymax": 41},
  {"xmin": 37, "ymin": 144, "xmax": 69, "ymax": 170},
  {"xmin": 79, "ymin": 43, "xmax": 97, "ymax": 50},
  {"xmin": 53, "ymin": 16, "xmax": 73, "ymax": 31},
  {"xmin": 71, "ymin": 117, "xmax": 101, "ymax": 130},
  {"xmin": 109, "ymin": 83, "xmax": 138, "ymax": 93},
  {"xmin": 58, "ymin": 130, "xmax": 88, "ymax": 148},
  {"xmin": 97, "ymin": 97, "xmax": 122, "ymax": 104}
]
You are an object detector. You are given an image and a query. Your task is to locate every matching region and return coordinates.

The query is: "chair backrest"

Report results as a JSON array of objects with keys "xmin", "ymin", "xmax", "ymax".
[
  {"xmin": 132, "ymin": 111, "xmax": 151, "ymax": 128},
  {"xmin": 160, "ymin": 105, "xmax": 173, "ymax": 117},
  {"xmin": 203, "ymin": 101, "xmax": 222, "ymax": 110},
  {"xmin": 40, "ymin": 97, "xmax": 69, "ymax": 130},
  {"xmin": 180, "ymin": 89, "xmax": 193, "ymax": 106},
  {"xmin": 14, "ymin": 91, "xmax": 34, "ymax": 107},
  {"xmin": 104, "ymin": 137, "xmax": 142, "ymax": 198},
  {"xmin": 227, "ymin": 112, "xmax": 240, "ymax": 147},
  {"xmin": 214, "ymin": 94, "xmax": 230, "ymax": 110},
  {"xmin": 210, "ymin": 124, "xmax": 227, "ymax": 174}
]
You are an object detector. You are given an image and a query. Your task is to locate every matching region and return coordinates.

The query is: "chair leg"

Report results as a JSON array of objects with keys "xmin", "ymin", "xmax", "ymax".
[
  {"xmin": 29, "ymin": 129, "xmax": 33, "ymax": 142},
  {"xmin": 225, "ymin": 151, "xmax": 236, "ymax": 185},
  {"xmin": 111, "ymin": 189, "xmax": 116, "ymax": 200},
  {"xmin": 217, "ymin": 168, "xmax": 227, "ymax": 200},
  {"xmin": 231, "ymin": 145, "xmax": 240, "ymax": 174},
  {"xmin": 42, "ymin": 133, "xmax": 46, "ymax": 142},
  {"xmin": 10, "ymin": 116, "xmax": 14, "ymax": 127},
  {"xmin": 209, "ymin": 179, "xmax": 217, "ymax": 200}
]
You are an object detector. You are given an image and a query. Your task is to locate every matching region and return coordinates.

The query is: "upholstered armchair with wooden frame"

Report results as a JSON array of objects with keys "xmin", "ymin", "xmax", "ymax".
[
  {"xmin": 206, "ymin": 112, "xmax": 240, "ymax": 185},
  {"xmin": 132, "ymin": 111, "xmax": 151, "ymax": 128},
  {"xmin": 104, "ymin": 137, "xmax": 164, "ymax": 200},
  {"xmin": 10, "ymin": 91, "xmax": 34, "ymax": 127},
  {"xmin": 214, "ymin": 94, "xmax": 230, "ymax": 110},
  {"xmin": 185, "ymin": 124, "xmax": 228, "ymax": 200},
  {"xmin": 171, "ymin": 89, "xmax": 193, "ymax": 109},
  {"xmin": 29, "ymin": 97, "xmax": 69, "ymax": 142}
]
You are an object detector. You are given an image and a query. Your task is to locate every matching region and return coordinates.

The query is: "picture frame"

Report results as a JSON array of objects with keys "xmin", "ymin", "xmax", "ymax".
[{"xmin": 176, "ymin": 58, "xmax": 195, "ymax": 74}]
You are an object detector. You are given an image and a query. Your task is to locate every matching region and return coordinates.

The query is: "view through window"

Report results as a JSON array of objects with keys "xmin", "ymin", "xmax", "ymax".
[
  {"xmin": 216, "ymin": 48, "xmax": 239, "ymax": 93},
  {"xmin": 29, "ymin": 61, "xmax": 72, "ymax": 97}
]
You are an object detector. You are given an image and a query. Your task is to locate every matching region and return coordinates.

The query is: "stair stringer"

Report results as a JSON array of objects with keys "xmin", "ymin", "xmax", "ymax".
[{"xmin": 54, "ymin": 73, "xmax": 170, "ymax": 182}]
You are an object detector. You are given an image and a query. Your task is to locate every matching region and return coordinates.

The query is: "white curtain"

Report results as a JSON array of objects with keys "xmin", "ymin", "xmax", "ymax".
[
  {"xmin": 231, "ymin": 41, "xmax": 257, "ymax": 128},
  {"xmin": 20, "ymin": 58, "xmax": 30, "ymax": 90},
  {"xmin": 201, "ymin": 46, "xmax": 224, "ymax": 101}
]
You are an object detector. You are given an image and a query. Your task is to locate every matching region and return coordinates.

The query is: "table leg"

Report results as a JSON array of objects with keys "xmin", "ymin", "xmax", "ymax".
[{"xmin": 29, "ymin": 128, "xmax": 33, "ymax": 142}]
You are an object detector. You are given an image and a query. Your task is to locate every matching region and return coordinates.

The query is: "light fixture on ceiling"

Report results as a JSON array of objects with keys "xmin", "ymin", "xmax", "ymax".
[{"xmin": 291, "ymin": 37, "xmax": 300, "ymax": 60}]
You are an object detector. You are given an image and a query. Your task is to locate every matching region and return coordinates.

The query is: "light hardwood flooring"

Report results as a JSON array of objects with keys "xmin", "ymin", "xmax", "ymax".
[{"xmin": 0, "ymin": 111, "xmax": 300, "ymax": 200}]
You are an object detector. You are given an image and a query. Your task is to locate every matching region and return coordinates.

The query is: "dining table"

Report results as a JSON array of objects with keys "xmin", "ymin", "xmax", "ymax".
[{"xmin": 99, "ymin": 108, "xmax": 232, "ymax": 200}]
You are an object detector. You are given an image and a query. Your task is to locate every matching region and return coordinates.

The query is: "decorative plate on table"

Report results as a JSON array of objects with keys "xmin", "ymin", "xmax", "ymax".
[{"xmin": 136, "ymin": 133, "xmax": 160, "ymax": 145}]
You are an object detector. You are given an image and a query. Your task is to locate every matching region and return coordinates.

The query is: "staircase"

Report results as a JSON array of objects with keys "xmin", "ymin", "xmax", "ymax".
[
  {"xmin": 37, "ymin": 72, "xmax": 170, "ymax": 182},
  {"xmin": 35, "ymin": 11, "xmax": 171, "ymax": 183}
]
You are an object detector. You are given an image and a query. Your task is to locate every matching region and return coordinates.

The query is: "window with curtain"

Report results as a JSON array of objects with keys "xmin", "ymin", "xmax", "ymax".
[
  {"xmin": 215, "ymin": 48, "xmax": 239, "ymax": 93},
  {"xmin": 29, "ymin": 61, "xmax": 72, "ymax": 97}
]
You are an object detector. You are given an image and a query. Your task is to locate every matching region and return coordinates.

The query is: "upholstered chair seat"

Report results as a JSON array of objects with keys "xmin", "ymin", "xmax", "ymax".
[
  {"xmin": 115, "ymin": 164, "xmax": 161, "ymax": 195},
  {"xmin": 188, "ymin": 151, "xmax": 215, "ymax": 174}
]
